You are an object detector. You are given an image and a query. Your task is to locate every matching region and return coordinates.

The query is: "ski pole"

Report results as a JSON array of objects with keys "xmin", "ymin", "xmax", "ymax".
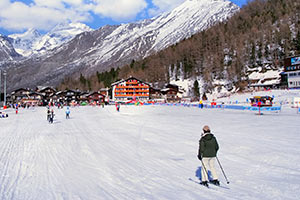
[
  {"xmin": 216, "ymin": 156, "xmax": 230, "ymax": 184},
  {"xmin": 200, "ymin": 159, "xmax": 209, "ymax": 182}
]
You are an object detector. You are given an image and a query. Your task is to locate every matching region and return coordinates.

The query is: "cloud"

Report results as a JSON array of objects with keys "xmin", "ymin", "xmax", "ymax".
[
  {"xmin": 0, "ymin": 0, "xmax": 93, "ymax": 32},
  {"xmin": 92, "ymin": 0, "xmax": 147, "ymax": 21},
  {"xmin": 149, "ymin": 0, "xmax": 185, "ymax": 16},
  {"xmin": 0, "ymin": 0, "xmax": 186, "ymax": 32},
  {"xmin": 0, "ymin": 0, "xmax": 148, "ymax": 32}
]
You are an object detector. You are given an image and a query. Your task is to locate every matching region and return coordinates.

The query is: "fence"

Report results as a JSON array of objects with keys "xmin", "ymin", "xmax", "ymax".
[{"xmin": 144, "ymin": 102, "xmax": 281, "ymax": 112}]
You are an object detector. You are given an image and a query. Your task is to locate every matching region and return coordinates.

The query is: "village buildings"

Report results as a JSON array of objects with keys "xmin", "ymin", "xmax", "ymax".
[{"xmin": 6, "ymin": 76, "xmax": 186, "ymax": 106}]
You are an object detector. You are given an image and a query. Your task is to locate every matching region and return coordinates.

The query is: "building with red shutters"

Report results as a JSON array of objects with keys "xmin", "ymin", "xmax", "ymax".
[{"xmin": 111, "ymin": 76, "xmax": 150, "ymax": 102}]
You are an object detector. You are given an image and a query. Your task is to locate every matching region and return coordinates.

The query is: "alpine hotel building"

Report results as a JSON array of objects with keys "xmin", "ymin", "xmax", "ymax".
[
  {"xmin": 111, "ymin": 77, "xmax": 150, "ymax": 102},
  {"xmin": 284, "ymin": 55, "xmax": 300, "ymax": 88}
]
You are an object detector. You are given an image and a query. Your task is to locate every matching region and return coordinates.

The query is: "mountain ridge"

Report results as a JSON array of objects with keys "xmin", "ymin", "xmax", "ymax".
[{"xmin": 8, "ymin": 22, "xmax": 93, "ymax": 57}]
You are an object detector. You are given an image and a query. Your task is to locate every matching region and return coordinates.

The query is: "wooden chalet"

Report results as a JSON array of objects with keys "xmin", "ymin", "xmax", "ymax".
[
  {"xmin": 99, "ymin": 88, "xmax": 110, "ymax": 103},
  {"xmin": 77, "ymin": 91, "xmax": 90, "ymax": 102},
  {"xmin": 149, "ymin": 87, "xmax": 163, "ymax": 100},
  {"xmin": 64, "ymin": 89, "xmax": 81, "ymax": 104},
  {"xmin": 22, "ymin": 91, "xmax": 44, "ymax": 105},
  {"xmin": 50, "ymin": 91, "xmax": 65, "ymax": 105},
  {"xmin": 49, "ymin": 89, "xmax": 81, "ymax": 105},
  {"xmin": 160, "ymin": 84, "xmax": 181, "ymax": 103},
  {"xmin": 86, "ymin": 92, "xmax": 105, "ymax": 103},
  {"xmin": 37, "ymin": 86, "xmax": 57, "ymax": 103},
  {"xmin": 161, "ymin": 88, "xmax": 180, "ymax": 103},
  {"xmin": 111, "ymin": 76, "xmax": 150, "ymax": 102},
  {"xmin": 38, "ymin": 86, "xmax": 56, "ymax": 97},
  {"xmin": 165, "ymin": 83, "xmax": 179, "ymax": 91},
  {"xmin": 10, "ymin": 88, "xmax": 31, "ymax": 104}
]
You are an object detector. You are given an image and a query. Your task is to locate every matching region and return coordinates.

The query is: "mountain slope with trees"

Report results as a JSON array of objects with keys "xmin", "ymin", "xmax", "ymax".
[
  {"xmin": 60, "ymin": 0, "xmax": 300, "ymax": 96},
  {"xmin": 2, "ymin": 0, "xmax": 239, "ymax": 92}
]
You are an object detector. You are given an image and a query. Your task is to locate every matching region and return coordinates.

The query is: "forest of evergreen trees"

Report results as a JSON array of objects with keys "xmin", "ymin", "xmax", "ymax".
[{"xmin": 59, "ymin": 0, "xmax": 300, "ymax": 95}]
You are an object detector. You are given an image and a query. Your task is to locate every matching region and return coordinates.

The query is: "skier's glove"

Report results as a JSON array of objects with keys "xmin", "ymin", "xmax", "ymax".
[{"xmin": 197, "ymin": 155, "xmax": 202, "ymax": 160}]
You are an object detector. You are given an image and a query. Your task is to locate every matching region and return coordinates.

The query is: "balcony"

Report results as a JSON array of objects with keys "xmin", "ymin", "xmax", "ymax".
[
  {"xmin": 126, "ymin": 81, "xmax": 138, "ymax": 84},
  {"xmin": 115, "ymin": 94, "xmax": 149, "ymax": 97},
  {"xmin": 116, "ymin": 85, "xmax": 149, "ymax": 89}
]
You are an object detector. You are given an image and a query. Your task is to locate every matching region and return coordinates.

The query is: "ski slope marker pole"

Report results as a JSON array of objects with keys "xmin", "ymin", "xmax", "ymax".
[{"xmin": 216, "ymin": 156, "xmax": 230, "ymax": 184}]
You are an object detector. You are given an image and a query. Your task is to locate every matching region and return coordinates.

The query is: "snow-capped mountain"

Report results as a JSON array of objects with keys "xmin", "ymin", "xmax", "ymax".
[
  {"xmin": 8, "ymin": 22, "xmax": 93, "ymax": 57},
  {"xmin": 3, "ymin": 0, "xmax": 239, "ymax": 91},
  {"xmin": 34, "ymin": 22, "xmax": 93, "ymax": 55},
  {"xmin": 9, "ymin": 28, "xmax": 42, "ymax": 57},
  {"xmin": 69, "ymin": 0, "xmax": 239, "ymax": 69},
  {"xmin": 0, "ymin": 35, "xmax": 21, "ymax": 62}
]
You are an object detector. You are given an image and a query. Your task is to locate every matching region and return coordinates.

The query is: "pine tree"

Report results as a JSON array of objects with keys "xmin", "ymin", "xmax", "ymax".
[
  {"xmin": 80, "ymin": 73, "xmax": 87, "ymax": 86},
  {"xmin": 294, "ymin": 31, "xmax": 300, "ymax": 54},
  {"xmin": 193, "ymin": 80, "xmax": 200, "ymax": 99}
]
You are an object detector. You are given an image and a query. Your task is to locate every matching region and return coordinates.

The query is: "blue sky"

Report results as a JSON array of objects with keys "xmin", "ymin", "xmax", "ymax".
[{"xmin": 0, "ymin": 0, "xmax": 249, "ymax": 35}]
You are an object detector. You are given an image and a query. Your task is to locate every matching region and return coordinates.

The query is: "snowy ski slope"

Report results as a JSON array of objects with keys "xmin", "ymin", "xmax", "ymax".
[{"xmin": 0, "ymin": 91, "xmax": 300, "ymax": 199}]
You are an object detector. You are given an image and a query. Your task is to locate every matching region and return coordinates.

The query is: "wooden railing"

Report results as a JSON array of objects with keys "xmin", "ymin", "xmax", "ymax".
[
  {"xmin": 115, "ymin": 89, "xmax": 149, "ymax": 93},
  {"xmin": 115, "ymin": 85, "xmax": 149, "ymax": 89},
  {"xmin": 115, "ymin": 94, "xmax": 149, "ymax": 97}
]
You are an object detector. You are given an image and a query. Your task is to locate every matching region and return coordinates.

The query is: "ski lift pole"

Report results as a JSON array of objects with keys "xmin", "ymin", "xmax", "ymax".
[
  {"xmin": 216, "ymin": 156, "xmax": 230, "ymax": 184},
  {"xmin": 0, "ymin": 70, "xmax": 2, "ymax": 106},
  {"xmin": 3, "ymin": 70, "xmax": 6, "ymax": 107}
]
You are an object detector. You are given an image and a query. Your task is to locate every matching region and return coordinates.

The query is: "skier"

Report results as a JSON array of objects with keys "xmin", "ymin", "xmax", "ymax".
[
  {"xmin": 115, "ymin": 102, "xmax": 120, "ymax": 112},
  {"xmin": 197, "ymin": 125, "xmax": 220, "ymax": 187},
  {"xmin": 65, "ymin": 107, "xmax": 70, "ymax": 119},
  {"xmin": 47, "ymin": 108, "xmax": 51, "ymax": 121},
  {"xmin": 199, "ymin": 100, "xmax": 203, "ymax": 109},
  {"xmin": 49, "ymin": 109, "xmax": 55, "ymax": 123}
]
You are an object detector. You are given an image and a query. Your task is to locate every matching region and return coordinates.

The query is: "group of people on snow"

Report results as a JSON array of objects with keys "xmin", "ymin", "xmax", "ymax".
[
  {"xmin": 47, "ymin": 106, "xmax": 71, "ymax": 123},
  {"xmin": 47, "ymin": 108, "xmax": 55, "ymax": 123},
  {"xmin": 0, "ymin": 111, "xmax": 8, "ymax": 118}
]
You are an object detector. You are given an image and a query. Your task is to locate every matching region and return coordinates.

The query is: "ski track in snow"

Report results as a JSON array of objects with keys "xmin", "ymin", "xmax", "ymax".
[{"xmin": 0, "ymin": 104, "xmax": 300, "ymax": 200}]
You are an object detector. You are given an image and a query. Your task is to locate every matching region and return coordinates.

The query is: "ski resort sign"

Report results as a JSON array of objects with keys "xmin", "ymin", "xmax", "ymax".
[{"xmin": 291, "ymin": 56, "xmax": 300, "ymax": 65}]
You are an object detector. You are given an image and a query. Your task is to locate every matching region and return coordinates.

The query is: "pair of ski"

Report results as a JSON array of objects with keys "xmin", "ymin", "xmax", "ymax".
[{"xmin": 189, "ymin": 178, "xmax": 229, "ymax": 189}]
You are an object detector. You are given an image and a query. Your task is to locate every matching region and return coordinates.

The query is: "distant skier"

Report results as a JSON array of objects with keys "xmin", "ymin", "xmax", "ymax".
[
  {"xmin": 198, "ymin": 125, "xmax": 219, "ymax": 187},
  {"xmin": 115, "ymin": 102, "xmax": 120, "ymax": 112},
  {"xmin": 47, "ymin": 108, "xmax": 51, "ymax": 121},
  {"xmin": 65, "ymin": 107, "xmax": 70, "ymax": 119},
  {"xmin": 199, "ymin": 100, "xmax": 203, "ymax": 109},
  {"xmin": 49, "ymin": 109, "xmax": 55, "ymax": 123}
]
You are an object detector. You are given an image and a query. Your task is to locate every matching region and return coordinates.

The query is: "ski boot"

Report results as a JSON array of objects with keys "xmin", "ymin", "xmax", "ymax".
[
  {"xmin": 209, "ymin": 179, "xmax": 220, "ymax": 186},
  {"xmin": 200, "ymin": 181, "xmax": 209, "ymax": 187}
]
